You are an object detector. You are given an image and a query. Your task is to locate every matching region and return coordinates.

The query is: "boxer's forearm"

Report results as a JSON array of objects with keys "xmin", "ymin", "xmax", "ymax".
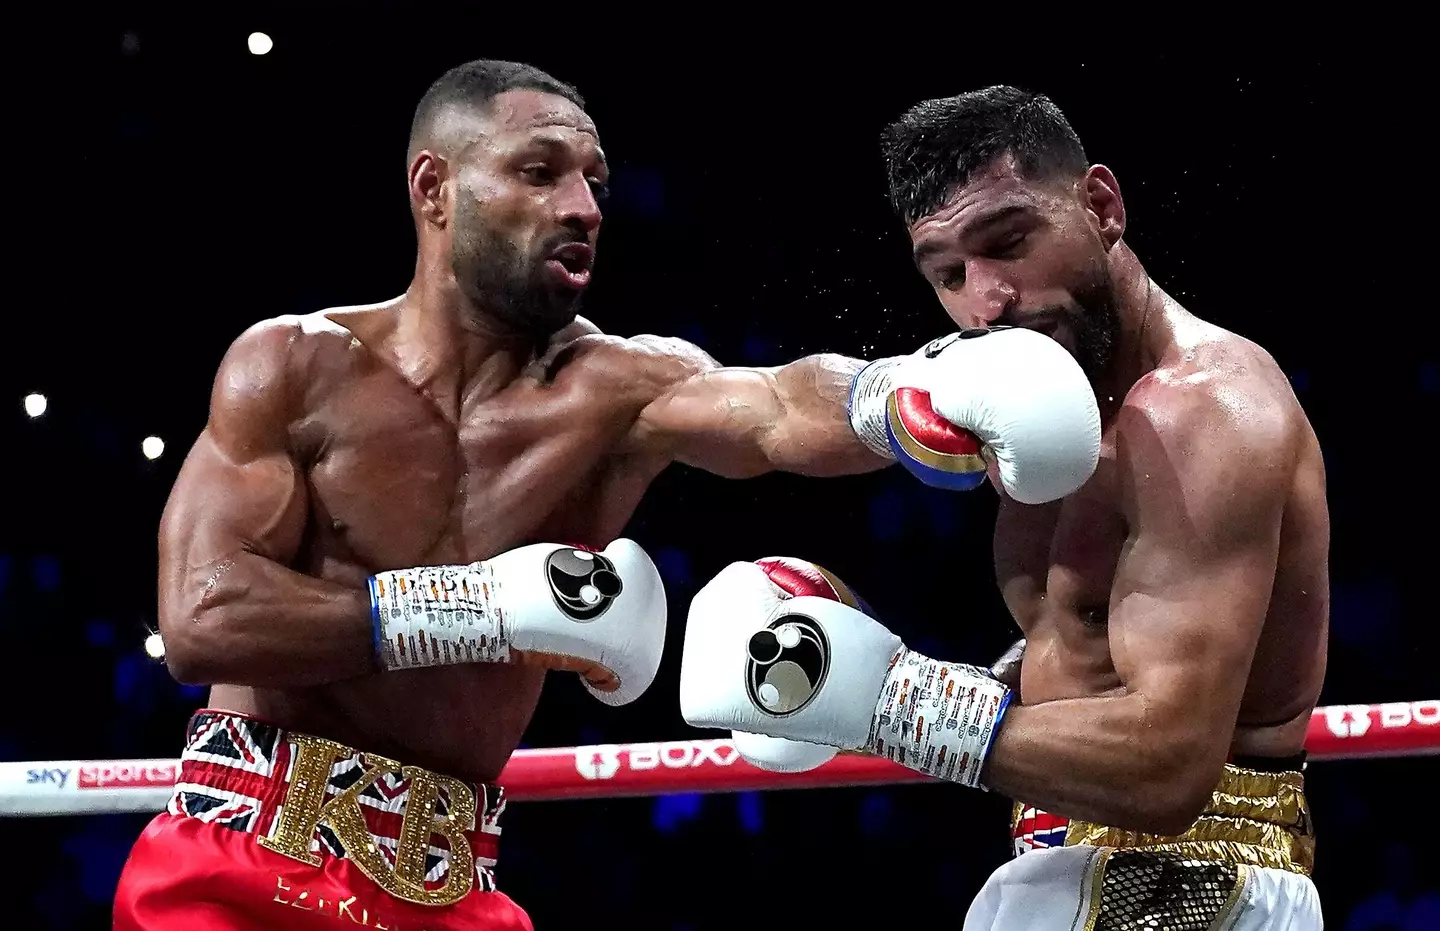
[
  {"xmin": 763, "ymin": 353, "xmax": 892, "ymax": 475},
  {"xmin": 981, "ymin": 694, "xmax": 1215, "ymax": 836},
  {"xmin": 160, "ymin": 551, "xmax": 376, "ymax": 688},
  {"xmin": 643, "ymin": 353, "xmax": 891, "ymax": 478}
]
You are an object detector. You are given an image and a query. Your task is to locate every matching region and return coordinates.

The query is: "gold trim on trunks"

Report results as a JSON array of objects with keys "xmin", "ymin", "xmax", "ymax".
[{"xmin": 1015, "ymin": 763, "xmax": 1315, "ymax": 877}]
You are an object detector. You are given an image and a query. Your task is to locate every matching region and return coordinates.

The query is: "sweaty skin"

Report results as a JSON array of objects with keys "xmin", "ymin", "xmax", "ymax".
[
  {"xmin": 908, "ymin": 156, "xmax": 1328, "ymax": 834},
  {"xmin": 156, "ymin": 90, "xmax": 885, "ymax": 784}
]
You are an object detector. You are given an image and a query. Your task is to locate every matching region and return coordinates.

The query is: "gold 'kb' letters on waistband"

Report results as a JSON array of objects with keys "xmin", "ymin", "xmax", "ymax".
[{"xmin": 258, "ymin": 733, "xmax": 478, "ymax": 907}]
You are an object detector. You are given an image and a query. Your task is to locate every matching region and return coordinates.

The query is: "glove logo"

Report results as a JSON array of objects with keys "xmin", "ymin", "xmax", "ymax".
[
  {"xmin": 745, "ymin": 613, "xmax": 830, "ymax": 717},
  {"xmin": 546, "ymin": 548, "xmax": 623, "ymax": 622},
  {"xmin": 923, "ymin": 332, "xmax": 963, "ymax": 358},
  {"xmin": 956, "ymin": 324, "xmax": 1013, "ymax": 340}
]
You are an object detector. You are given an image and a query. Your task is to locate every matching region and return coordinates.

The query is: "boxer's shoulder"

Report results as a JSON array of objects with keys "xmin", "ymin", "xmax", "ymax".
[
  {"xmin": 214, "ymin": 308, "xmax": 387, "ymax": 426},
  {"xmin": 1117, "ymin": 328, "xmax": 1303, "ymax": 486},
  {"xmin": 1140, "ymin": 326, "xmax": 1301, "ymax": 417},
  {"xmin": 541, "ymin": 330, "xmax": 720, "ymax": 402},
  {"xmin": 227, "ymin": 307, "xmax": 380, "ymax": 372},
  {"xmin": 215, "ymin": 313, "xmax": 310, "ymax": 394}
]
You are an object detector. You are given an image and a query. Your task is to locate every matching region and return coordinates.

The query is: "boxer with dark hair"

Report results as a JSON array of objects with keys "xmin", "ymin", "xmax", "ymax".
[
  {"xmin": 683, "ymin": 85, "xmax": 1328, "ymax": 930},
  {"xmin": 112, "ymin": 63, "xmax": 1100, "ymax": 931}
]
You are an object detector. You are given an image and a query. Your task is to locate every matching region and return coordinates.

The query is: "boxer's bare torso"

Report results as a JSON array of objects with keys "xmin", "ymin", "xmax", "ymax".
[
  {"xmin": 994, "ymin": 304, "xmax": 1329, "ymax": 763},
  {"xmin": 166, "ymin": 303, "xmax": 710, "ymax": 782}
]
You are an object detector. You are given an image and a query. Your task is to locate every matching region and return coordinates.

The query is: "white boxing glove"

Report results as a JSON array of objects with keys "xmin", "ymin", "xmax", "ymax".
[
  {"xmin": 681, "ymin": 556, "xmax": 860, "ymax": 773},
  {"xmin": 731, "ymin": 730, "xmax": 838, "ymax": 773},
  {"xmin": 680, "ymin": 559, "xmax": 1012, "ymax": 789},
  {"xmin": 848, "ymin": 327, "xmax": 1101, "ymax": 505},
  {"xmin": 369, "ymin": 539, "xmax": 667, "ymax": 706}
]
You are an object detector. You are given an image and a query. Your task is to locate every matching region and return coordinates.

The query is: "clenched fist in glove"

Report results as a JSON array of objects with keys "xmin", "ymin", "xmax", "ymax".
[
  {"xmin": 371, "ymin": 539, "xmax": 667, "ymax": 706},
  {"xmin": 716, "ymin": 557, "xmax": 877, "ymax": 773},
  {"xmin": 847, "ymin": 326, "xmax": 1101, "ymax": 504},
  {"xmin": 680, "ymin": 557, "xmax": 1012, "ymax": 787}
]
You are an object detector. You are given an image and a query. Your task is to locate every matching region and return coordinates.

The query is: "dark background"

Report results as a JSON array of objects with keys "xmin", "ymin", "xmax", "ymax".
[{"xmin": 2, "ymin": 8, "xmax": 1434, "ymax": 929}]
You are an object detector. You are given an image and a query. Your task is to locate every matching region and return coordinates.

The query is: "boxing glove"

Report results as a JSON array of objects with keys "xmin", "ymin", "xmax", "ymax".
[
  {"xmin": 680, "ymin": 559, "xmax": 1011, "ymax": 789},
  {"xmin": 370, "ymin": 539, "xmax": 667, "ymax": 706},
  {"xmin": 721, "ymin": 557, "xmax": 877, "ymax": 773},
  {"xmin": 848, "ymin": 327, "xmax": 1102, "ymax": 505},
  {"xmin": 730, "ymin": 731, "xmax": 838, "ymax": 774}
]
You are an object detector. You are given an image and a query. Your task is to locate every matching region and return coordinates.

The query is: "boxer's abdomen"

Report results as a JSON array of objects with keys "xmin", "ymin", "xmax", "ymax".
[{"xmin": 220, "ymin": 664, "xmax": 543, "ymax": 782}]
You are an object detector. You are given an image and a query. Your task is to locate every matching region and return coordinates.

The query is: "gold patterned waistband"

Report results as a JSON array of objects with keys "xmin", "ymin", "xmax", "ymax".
[{"xmin": 1012, "ymin": 763, "xmax": 1315, "ymax": 876}]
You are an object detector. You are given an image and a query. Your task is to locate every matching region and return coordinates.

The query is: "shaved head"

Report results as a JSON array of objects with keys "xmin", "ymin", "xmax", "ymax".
[{"xmin": 407, "ymin": 59, "xmax": 585, "ymax": 162}]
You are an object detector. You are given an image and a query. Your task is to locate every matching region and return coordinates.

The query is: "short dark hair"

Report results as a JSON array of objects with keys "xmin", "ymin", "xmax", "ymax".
[
  {"xmin": 408, "ymin": 59, "xmax": 585, "ymax": 158},
  {"xmin": 879, "ymin": 85, "xmax": 1089, "ymax": 225}
]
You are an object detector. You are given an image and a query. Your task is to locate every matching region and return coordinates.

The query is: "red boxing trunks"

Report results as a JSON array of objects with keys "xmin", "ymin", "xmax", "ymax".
[{"xmin": 114, "ymin": 710, "xmax": 532, "ymax": 931}]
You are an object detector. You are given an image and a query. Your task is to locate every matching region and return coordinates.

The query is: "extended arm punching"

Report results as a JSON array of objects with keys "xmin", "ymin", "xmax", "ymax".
[
  {"xmin": 633, "ymin": 351, "xmax": 885, "ymax": 479},
  {"xmin": 634, "ymin": 327, "xmax": 1100, "ymax": 500},
  {"xmin": 680, "ymin": 382, "xmax": 1298, "ymax": 834}
]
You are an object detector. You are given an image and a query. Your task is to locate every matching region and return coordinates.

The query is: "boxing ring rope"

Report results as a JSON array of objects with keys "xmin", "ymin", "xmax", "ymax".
[{"xmin": 2, "ymin": 701, "xmax": 1434, "ymax": 817}]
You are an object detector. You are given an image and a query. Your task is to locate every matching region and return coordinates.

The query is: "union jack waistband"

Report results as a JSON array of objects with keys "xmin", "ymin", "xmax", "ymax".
[
  {"xmin": 1010, "ymin": 756, "xmax": 1315, "ymax": 876},
  {"xmin": 168, "ymin": 710, "xmax": 506, "ymax": 898}
]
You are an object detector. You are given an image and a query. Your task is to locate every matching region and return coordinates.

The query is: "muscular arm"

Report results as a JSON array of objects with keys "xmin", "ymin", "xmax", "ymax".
[
  {"xmin": 632, "ymin": 344, "xmax": 891, "ymax": 479},
  {"xmin": 157, "ymin": 320, "xmax": 376, "ymax": 688},
  {"xmin": 980, "ymin": 380, "xmax": 1298, "ymax": 833}
]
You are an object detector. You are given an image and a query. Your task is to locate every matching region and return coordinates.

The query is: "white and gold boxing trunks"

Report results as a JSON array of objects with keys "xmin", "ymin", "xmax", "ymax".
[{"xmin": 965, "ymin": 757, "xmax": 1322, "ymax": 930}]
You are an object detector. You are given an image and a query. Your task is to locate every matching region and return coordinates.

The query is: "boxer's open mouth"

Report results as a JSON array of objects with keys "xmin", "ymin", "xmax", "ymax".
[
  {"xmin": 550, "ymin": 243, "xmax": 594, "ymax": 274},
  {"xmin": 546, "ymin": 243, "xmax": 594, "ymax": 289}
]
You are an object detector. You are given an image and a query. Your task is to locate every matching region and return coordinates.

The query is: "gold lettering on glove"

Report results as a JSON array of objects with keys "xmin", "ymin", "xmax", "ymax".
[{"xmin": 259, "ymin": 734, "xmax": 477, "ymax": 907}]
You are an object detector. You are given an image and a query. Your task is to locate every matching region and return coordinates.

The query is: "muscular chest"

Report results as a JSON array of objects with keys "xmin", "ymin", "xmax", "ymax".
[
  {"xmin": 300, "ymin": 374, "xmax": 629, "ymax": 570},
  {"xmin": 994, "ymin": 440, "xmax": 1129, "ymax": 682}
]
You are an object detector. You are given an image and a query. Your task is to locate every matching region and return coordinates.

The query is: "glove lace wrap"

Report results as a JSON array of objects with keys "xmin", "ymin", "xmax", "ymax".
[
  {"xmin": 846, "ymin": 357, "xmax": 908, "ymax": 460},
  {"xmin": 370, "ymin": 564, "xmax": 508, "ymax": 671},
  {"xmin": 866, "ymin": 647, "xmax": 1012, "ymax": 789}
]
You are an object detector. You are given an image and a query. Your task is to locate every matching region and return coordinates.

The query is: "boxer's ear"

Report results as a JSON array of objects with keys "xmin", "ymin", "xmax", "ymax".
[
  {"xmin": 1082, "ymin": 165, "xmax": 1125, "ymax": 249},
  {"xmin": 409, "ymin": 150, "xmax": 449, "ymax": 228}
]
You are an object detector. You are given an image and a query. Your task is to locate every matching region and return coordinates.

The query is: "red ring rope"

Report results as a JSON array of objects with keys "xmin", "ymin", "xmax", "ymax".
[
  {"xmin": 1, "ymin": 701, "xmax": 1434, "ymax": 816},
  {"xmin": 500, "ymin": 699, "xmax": 1439, "ymax": 802}
]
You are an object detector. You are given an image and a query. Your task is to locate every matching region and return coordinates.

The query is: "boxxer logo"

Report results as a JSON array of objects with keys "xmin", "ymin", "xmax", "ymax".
[
  {"xmin": 574, "ymin": 741, "xmax": 740, "ymax": 779},
  {"xmin": 1324, "ymin": 701, "xmax": 1440, "ymax": 738},
  {"xmin": 1324, "ymin": 705, "xmax": 1373, "ymax": 738},
  {"xmin": 576, "ymin": 746, "xmax": 621, "ymax": 780},
  {"xmin": 746, "ymin": 613, "xmax": 830, "ymax": 716},
  {"xmin": 545, "ymin": 548, "xmax": 623, "ymax": 622}
]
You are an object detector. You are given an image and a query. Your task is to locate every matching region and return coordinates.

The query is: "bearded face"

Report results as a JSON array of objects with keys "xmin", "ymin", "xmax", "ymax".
[
  {"xmin": 907, "ymin": 160, "xmax": 1126, "ymax": 386},
  {"xmin": 449, "ymin": 185, "xmax": 588, "ymax": 339},
  {"xmin": 436, "ymin": 89, "xmax": 607, "ymax": 342}
]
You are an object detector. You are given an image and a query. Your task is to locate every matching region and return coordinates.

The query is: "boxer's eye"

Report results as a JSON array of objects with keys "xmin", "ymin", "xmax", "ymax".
[
  {"xmin": 991, "ymin": 231, "xmax": 1027, "ymax": 257},
  {"xmin": 939, "ymin": 265, "xmax": 966, "ymax": 289}
]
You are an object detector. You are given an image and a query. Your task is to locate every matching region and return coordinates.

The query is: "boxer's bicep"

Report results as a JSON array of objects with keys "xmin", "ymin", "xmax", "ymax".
[
  {"xmin": 158, "ymin": 324, "xmax": 310, "ymax": 650},
  {"xmin": 1105, "ymin": 387, "xmax": 1295, "ymax": 797},
  {"xmin": 161, "ymin": 323, "xmax": 307, "ymax": 569}
]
